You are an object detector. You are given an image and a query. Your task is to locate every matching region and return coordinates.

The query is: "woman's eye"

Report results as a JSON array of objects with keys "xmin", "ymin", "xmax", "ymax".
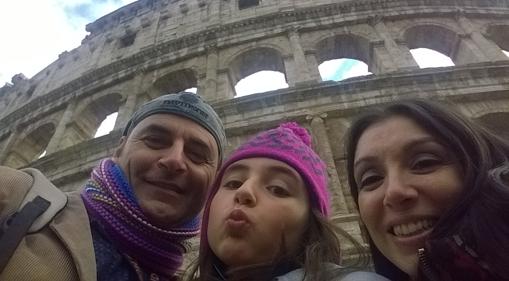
[
  {"xmin": 267, "ymin": 185, "xmax": 290, "ymax": 197},
  {"xmin": 222, "ymin": 180, "xmax": 243, "ymax": 189},
  {"xmin": 411, "ymin": 156, "xmax": 442, "ymax": 172},
  {"xmin": 358, "ymin": 172, "xmax": 383, "ymax": 191}
]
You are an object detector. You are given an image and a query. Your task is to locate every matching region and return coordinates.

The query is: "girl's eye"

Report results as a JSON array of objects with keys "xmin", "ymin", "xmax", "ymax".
[
  {"xmin": 222, "ymin": 180, "xmax": 243, "ymax": 189},
  {"xmin": 267, "ymin": 185, "xmax": 290, "ymax": 197}
]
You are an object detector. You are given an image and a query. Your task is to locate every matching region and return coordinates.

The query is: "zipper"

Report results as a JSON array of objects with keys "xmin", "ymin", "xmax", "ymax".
[{"xmin": 418, "ymin": 248, "xmax": 439, "ymax": 281}]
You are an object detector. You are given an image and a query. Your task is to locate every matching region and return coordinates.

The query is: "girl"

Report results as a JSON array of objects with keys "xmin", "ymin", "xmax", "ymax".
[
  {"xmin": 345, "ymin": 99, "xmax": 509, "ymax": 280},
  {"xmin": 188, "ymin": 123, "xmax": 387, "ymax": 281}
]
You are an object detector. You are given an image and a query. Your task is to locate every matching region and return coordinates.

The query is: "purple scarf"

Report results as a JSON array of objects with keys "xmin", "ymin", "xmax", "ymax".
[{"xmin": 81, "ymin": 159, "xmax": 200, "ymax": 279}]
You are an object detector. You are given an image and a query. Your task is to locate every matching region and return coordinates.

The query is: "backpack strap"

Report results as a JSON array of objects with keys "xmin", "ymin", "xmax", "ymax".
[
  {"xmin": 0, "ymin": 196, "xmax": 50, "ymax": 272},
  {"xmin": 20, "ymin": 168, "xmax": 67, "ymax": 233}
]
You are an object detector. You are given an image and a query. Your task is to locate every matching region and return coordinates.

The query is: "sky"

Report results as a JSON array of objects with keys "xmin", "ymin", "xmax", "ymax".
[
  {"xmin": 0, "ymin": 0, "xmax": 137, "ymax": 86},
  {"xmin": 2, "ymin": 1, "xmax": 507, "ymax": 138}
]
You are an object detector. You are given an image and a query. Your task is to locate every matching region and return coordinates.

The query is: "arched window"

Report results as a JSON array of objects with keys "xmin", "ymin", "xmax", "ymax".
[
  {"xmin": 229, "ymin": 48, "xmax": 288, "ymax": 97},
  {"xmin": 486, "ymin": 25, "xmax": 509, "ymax": 58},
  {"xmin": 404, "ymin": 25, "xmax": 468, "ymax": 66},
  {"xmin": 315, "ymin": 34, "xmax": 372, "ymax": 81},
  {"xmin": 154, "ymin": 69, "xmax": 198, "ymax": 95},
  {"xmin": 4, "ymin": 123, "xmax": 55, "ymax": 168}
]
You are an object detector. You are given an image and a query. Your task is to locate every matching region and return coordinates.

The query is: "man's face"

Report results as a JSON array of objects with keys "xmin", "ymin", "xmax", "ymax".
[{"xmin": 113, "ymin": 113, "xmax": 220, "ymax": 228}]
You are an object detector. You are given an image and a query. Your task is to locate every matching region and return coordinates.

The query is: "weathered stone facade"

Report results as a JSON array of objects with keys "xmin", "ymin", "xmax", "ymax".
[{"xmin": 1, "ymin": 0, "xmax": 509, "ymax": 265}]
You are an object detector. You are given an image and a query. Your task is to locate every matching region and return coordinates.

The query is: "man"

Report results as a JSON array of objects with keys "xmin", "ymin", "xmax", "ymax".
[{"xmin": 0, "ymin": 92, "xmax": 226, "ymax": 281}]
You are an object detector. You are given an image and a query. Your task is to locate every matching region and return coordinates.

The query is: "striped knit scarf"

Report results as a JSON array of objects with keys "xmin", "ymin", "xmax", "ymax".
[{"xmin": 81, "ymin": 159, "xmax": 200, "ymax": 280}]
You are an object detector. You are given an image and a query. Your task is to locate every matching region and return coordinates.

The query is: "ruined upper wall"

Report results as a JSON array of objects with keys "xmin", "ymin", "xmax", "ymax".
[{"xmin": 1, "ymin": 0, "xmax": 509, "ymax": 178}]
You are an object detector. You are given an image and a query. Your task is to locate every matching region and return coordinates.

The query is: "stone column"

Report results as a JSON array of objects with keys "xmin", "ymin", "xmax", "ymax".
[
  {"xmin": 304, "ymin": 50, "xmax": 323, "ymax": 81},
  {"xmin": 307, "ymin": 114, "xmax": 349, "ymax": 214},
  {"xmin": 216, "ymin": 69, "xmax": 235, "ymax": 101},
  {"xmin": 0, "ymin": 127, "xmax": 20, "ymax": 164},
  {"xmin": 457, "ymin": 15, "xmax": 508, "ymax": 62},
  {"xmin": 45, "ymin": 100, "xmax": 77, "ymax": 154},
  {"xmin": 288, "ymin": 29, "xmax": 320, "ymax": 84},
  {"xmin": 371, "ymin": 18, "xmax": 419, "ymax": 71},
  {"xmin": 114, "ymin": 92, "xmax": 138, "ymax": 131},
  {"xmin": 202, "ymin": 45, "xmax": 220, "ymax": 101}
]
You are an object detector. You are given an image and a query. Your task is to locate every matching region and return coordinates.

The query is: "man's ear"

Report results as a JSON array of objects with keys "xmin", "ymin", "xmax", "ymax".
[{"xmin": 113, "ymin": 136, "xmax": 127, "ymax": 160}]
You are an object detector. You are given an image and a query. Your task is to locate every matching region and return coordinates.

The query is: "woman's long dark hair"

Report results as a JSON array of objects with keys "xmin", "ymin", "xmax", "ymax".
[
  {"xmin": 185, "ymin": 209, "xmax": 368, "ymax": 281},
  {"xmin": 345, "ymin": 99, "xmax": 509, "ymax": 280}
]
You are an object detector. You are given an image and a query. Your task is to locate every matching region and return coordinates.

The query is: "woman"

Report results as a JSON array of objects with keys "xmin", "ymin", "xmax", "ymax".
[
  {"xmin": 345, "ymin": 99, "xmax": 509, "ymax": 280},
  {"xmin": 187, "ymin": 123, "xmax": 387, "ymax": 281}
]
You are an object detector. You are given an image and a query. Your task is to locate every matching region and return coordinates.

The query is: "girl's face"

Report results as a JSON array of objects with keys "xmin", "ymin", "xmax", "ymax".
[
  {"xmin": 207, "ymin": 157, "xmax": 310, "ymax": 268},
  {"xmin": 353, "ymin": 116, "xmax": 463, "ymax": 279}
]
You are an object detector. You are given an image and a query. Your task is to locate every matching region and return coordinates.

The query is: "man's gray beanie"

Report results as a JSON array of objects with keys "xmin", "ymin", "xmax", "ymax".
[{"xmin": 123, "ymin": 92, "xmax": 226, "ymax": 161}]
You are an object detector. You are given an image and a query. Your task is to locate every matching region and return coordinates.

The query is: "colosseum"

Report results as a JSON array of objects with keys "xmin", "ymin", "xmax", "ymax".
[{"xmin": 1, "ymin": 0, "xmax": 509, "ymax": 265}]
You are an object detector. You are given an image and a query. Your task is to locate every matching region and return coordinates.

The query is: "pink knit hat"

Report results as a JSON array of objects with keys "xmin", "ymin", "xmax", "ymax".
[{"xmin": 206, "ymin": 122, "xmax": 330, "ymax": 217}]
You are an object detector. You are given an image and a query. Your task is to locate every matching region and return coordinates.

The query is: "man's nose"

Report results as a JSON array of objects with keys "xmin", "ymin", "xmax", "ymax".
[{"xmin": 157, "ymin": 140, "xmax": 187, "ymax": 173}]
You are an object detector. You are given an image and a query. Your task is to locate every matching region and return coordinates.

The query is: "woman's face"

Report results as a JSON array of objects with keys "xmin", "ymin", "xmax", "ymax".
[
  {"xmin": 207, "ymin": 157, "xmax": 310, "ymax": 268},
  {"xmin": 353, "ymin": 116, "xmax": 463, "ymax": 279}
]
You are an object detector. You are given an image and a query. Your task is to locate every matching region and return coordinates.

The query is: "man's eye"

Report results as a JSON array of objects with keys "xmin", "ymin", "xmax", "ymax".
[
  {"xmin": 144, "ymin": 136, "xmax": 165, "ymax": 149},
  {"xmin": 186, "ymin": 150, "xmax": 209, "ymax": 164},
  {"xmin": 222, "ymin": 180, "xmax": 243, "ymax": 189},
  {"xmin": 267, "ymin": 185, "xmax": 290, "ymax": 197}
]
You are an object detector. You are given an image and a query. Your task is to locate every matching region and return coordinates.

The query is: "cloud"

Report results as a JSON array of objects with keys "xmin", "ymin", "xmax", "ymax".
[
  {"xmin": 410, "ymin": 48, "xmax": 455, "ymax": 68},
  {"xmin": 0, "ymin": 0, "xmax": 135, "ymax": 85},
  {"xmin": 64, "ymin": 3, "xmax": 96, "ymax": 21},
  {"xmin": 235, "ymin": 71, "xmax": 289, "ymax": 97}
]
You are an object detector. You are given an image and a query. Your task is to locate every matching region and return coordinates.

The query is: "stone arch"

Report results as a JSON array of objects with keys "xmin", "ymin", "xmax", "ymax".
[
  {"xmin": 402, "ymin": 23, "xmax": 477, "ymax": 65},
  {"xmin": 222, "ymin": 42, "xmax": 289, "ymax": 69},
  {"xmin": 314, "ymin": 33, "xmax": 372, "ymax": 79},
  {"xmin": 404, "ymin": 24, "xmax": 458, "ymax": 58},
  {"xmin": 315, "ymin": 33, "xmax": 372, "ymax": 65},
  {"xmin": 4, "ymin": 123, "xmax": 56, "ymax": 168},
  {"xmin": 59, "ymin": 93, "xmax": 123, "ymax": 149},
  {"xmin": 227, "ymin": 47, "xmax": 287, "ymax": 95},
  {"xmin": 485, "ymin": 24, "xmax": 509, "ymax": 52},
  {"xmin": 153, "ymin": 68, "xmax": 198, "ymax": 94},
  {"xmin": 476, "ymin": 112, "xmax": 509, "ymax": 140}
]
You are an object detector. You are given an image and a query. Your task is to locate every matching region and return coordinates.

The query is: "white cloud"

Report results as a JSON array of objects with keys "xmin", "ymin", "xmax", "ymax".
[
  {"xmin": 319, "ymin": 60, "xmax": 341, "ymax": 81},
  {"xmin": 235, "ymin": 71, "xmax": 288, "ymax": 97},
  {"xmin": 0, "ymin": 0, "xmax": 135, "ymax": 86},
  {"xmin": 410, "ymin": 48, "xmax": 455, "ymax": 68}
]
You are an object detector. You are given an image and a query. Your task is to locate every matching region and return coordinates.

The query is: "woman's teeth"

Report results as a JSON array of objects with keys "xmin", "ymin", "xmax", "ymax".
[{"xmin": 392, "ymin": 219, "xmax": 434, "ymax": 237}]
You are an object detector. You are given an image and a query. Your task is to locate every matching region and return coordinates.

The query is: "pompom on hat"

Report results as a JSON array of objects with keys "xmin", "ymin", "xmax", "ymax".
[{"xmin": 206, "ymin": 122, "xmax": 330, "ymax": 216}]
